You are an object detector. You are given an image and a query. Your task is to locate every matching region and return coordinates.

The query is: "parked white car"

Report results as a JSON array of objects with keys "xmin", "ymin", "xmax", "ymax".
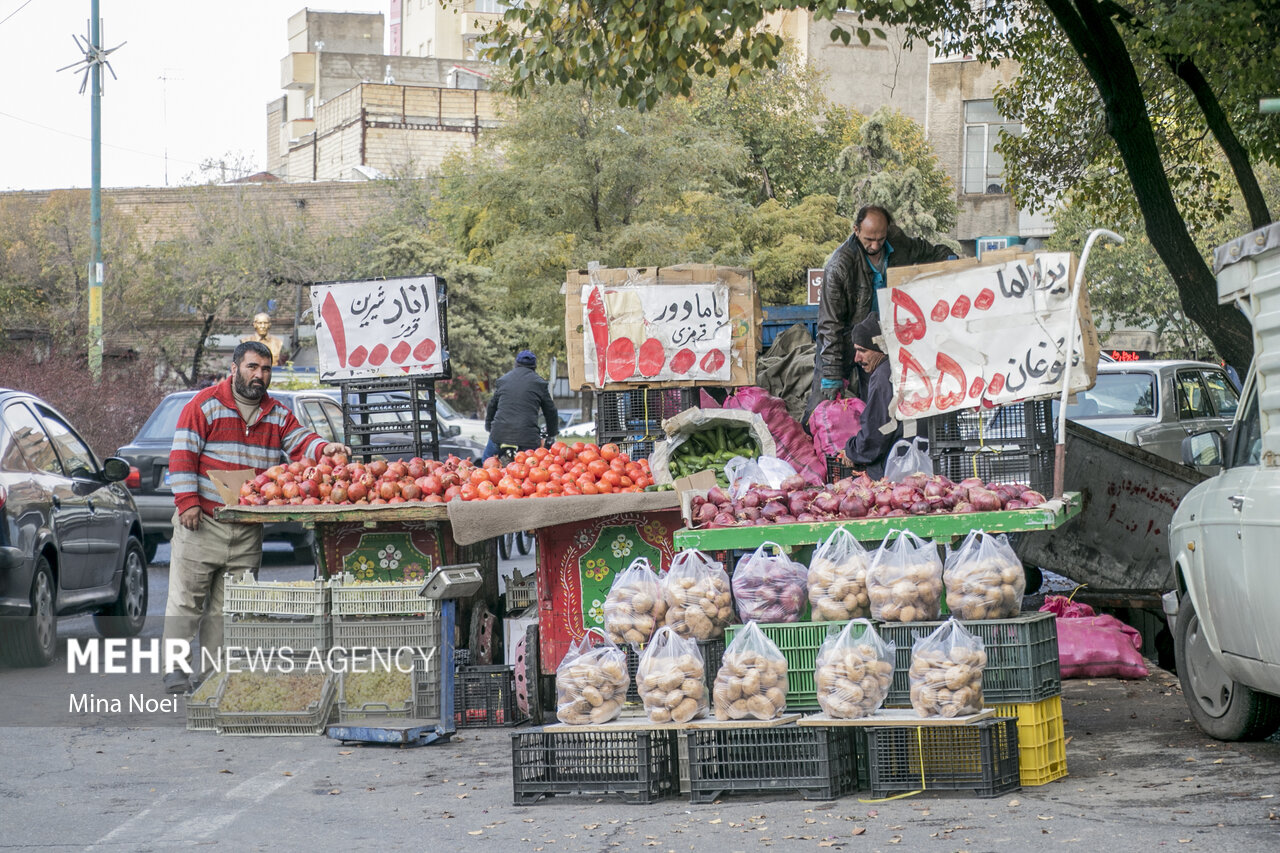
[{"xmin": 1167, "ymin": 222, "xmax": 1280, "ymax": 740}]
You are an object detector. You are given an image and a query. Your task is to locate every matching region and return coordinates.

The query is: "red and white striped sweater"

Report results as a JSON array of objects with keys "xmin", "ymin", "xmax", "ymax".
[{"xmin": 169, "ymin": 377, "xmax": 326, "ymax": 516}]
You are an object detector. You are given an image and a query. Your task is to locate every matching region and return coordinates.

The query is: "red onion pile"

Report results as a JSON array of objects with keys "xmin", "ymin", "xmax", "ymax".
[{"xmin": 690, "ymin": 474, "xmax": 1048, "ymax": 529}]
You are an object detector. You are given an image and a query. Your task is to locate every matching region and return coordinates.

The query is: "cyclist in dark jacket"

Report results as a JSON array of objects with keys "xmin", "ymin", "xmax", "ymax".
[
  {"xmin": 483, "ymin": 350, "xmax": 559, "ymax": 459},
  {"xmin": 810, "ymin": 205, "xmax": 953, "ymax": 414}
]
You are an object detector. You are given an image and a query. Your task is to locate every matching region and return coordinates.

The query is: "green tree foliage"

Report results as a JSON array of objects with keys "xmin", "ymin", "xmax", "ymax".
[
  {"xmin": 740, "ymin": 194, "xmax": 847, "ymax": 304},
  {"xmin": 688, "ymin": 51, "xmax": 858, "ymax": 206},
  {"xmin": 432, "ymin": 83, "xmax": 750, "ymax": 358},
  {"xmin": 835, "ymin": 106, "xmax": 958, "ymax": 247}
]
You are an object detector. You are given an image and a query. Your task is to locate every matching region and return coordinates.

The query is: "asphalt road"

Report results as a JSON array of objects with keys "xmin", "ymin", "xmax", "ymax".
[{"xmin": 0, "ymin": 547, "xmax": 1277, "ymax": 851}]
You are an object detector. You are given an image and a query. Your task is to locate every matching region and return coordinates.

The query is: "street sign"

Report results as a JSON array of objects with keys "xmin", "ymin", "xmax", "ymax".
[{"xmin": 807, "ymin": 268, "xmax": 823, "ymax": 305}]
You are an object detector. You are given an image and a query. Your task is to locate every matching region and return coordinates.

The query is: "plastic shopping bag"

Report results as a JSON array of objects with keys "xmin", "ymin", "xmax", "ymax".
[
  {"xmin": 636, "ymin": 625, "xmax": 708, "ymax": 723},
  {"xmin": 866, "ymin": 529, "xmax": 944, "ymax": 622},
  {"xmin": 603, "ymin": 557, "xmax": 668, "ymax": 646},
  {"xmin": 662, "ymin": 549, "xmax": 735, "ymax": 639},
  {"xmin": 943, "ymin": 530, "xmax": 1026, "ymax": 620},
  {"xmin": 808, "ymin": 527, "xmax": 872, "ymax": 621},
  {"xmin": 815, "ymin": 619, "xmax": 894, "ymax": 719},
  {"xmin": 732, "ymin": 542, "xmax": 808, "ymax": 624},
  {"xmin": 883, "ymin": 436, "xmax": 933, "ymax": 482},
  {"xmin": 555, "ymin": 629, "xmax": 630, "ymax": 725},
  {"xmin": 908, "ymin": 618, "xmax": 986, "ymax": 718},
  {"xmin": 712, "ymin": 621, "xmax": 789, "ymax": 721}
]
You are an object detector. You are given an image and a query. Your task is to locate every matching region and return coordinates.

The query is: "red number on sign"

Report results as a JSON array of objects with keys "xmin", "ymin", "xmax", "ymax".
[{"xmin": 891, "ymin": 288, "xmax": 929, "ymax": 345}]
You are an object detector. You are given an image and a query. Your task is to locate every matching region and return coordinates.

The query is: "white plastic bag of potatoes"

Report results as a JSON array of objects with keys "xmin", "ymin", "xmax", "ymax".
[
  {"xmin": 603, "ymin": 557, "xmax": 668, "ymax": 646},
  {"xmin": 636, "ymin": 625, "xmax": 707, "ymax": 724},
  {"xmin": 732, "ymin": 542, "xmax": 808, "ymax": 624},
  {"xmin": 808, "ymin": 527, "xmax": 872, "ymax": 621},
  {"xmin": 662, "ymin": 548, "xmax": 735, "ymax": 640},
  {"xmin": 866, "ymin": 529, "xmax": 943, "ymax": 622},
  {"xmin": 908, "ymin": 617, "xmax": 987, "ymax": 718},
  {"xmin": 943, "ymin": 530, "xmax": 1025, "ymax": 620},
  {"xmin": 555, "ymin": 629, "xmax": 630, "ymax": 725},
  {"xmin": 712, "ymin": 620, "xmax": 789, "ymax": 721},
  {"xmin": 815, "ymin": 619, "xmax": 895, "ymax": 719}
]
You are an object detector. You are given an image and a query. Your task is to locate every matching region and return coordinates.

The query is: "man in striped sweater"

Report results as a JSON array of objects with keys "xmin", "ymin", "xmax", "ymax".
[{"xmin": 162, "ymin": 341, "xmax": 347, "ymax": 693}]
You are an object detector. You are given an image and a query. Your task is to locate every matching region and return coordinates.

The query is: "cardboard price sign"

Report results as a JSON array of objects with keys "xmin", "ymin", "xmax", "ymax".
[
  {"xmin": 876, "ymin": 252, "xmax": 1098, "ymax": 420},
  {"xmin": 311, "ymin": 275, "xmax": 447, "ymax": 382},
  {"xmin": 580, "ymin": 282, "xmax": 732, "ymax": 384}
]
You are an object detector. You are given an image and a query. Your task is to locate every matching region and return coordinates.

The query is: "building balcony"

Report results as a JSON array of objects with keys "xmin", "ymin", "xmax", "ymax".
[
  {"xmin": 279, "ymin": 118, "xmax": 315, "ymax": 149},
  {"xmin": 281, "ymin": 52, "xmax": 315, "ymax": 90}
]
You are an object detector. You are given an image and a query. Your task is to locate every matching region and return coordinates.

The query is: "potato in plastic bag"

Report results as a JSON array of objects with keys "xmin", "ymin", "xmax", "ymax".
[
  {"xmin": 712, "ymin": 621, "xmax": 789, "ymax": 721},
  {"xmin": 662, "ymin": 548, "xmax": 735, "ymax": 640},
  {"xmin": 636, "ymin": 625, "xmax": 707, "ymax": 724},
  {"xmin": 732, "ymin": 542, "xmax": 808, "ymax": 624},
  {"xmin": 815, "ymin": 619, "xmax": 895, "ymax": 719},
  {"xmin": 908, "ymin": 617, "xmax": 986, "ymax": 718},
  {"xmin": 808, "ymin": 527, "xmax": 872, "ymax": 621},
  {"xmin": 555, "ymin": 629, "xmax": 630, "ymax": 725},
  {"xmin": 866, "ymin": 529, "xmax": 943, "ymax": 622},
  {"xmin": 604, "ymin": 557, "xmax": 668, "ymax": 646},
  {"xmin": 943, "ymin": 530, "xmax": 1025, "ymax": 620}
]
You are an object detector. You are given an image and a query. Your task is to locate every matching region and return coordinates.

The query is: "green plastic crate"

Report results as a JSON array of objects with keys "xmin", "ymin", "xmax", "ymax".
[
  {"xmin": 722, "ymin": 621, "xmax": 850, "ymax": 710},
  {"xmin": 878, "ymin": 612, "xmax": 1061, "ymax": 706}
]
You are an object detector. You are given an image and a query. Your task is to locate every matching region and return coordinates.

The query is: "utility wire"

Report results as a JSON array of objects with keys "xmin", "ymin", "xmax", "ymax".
[{"xmin": 0, "ymin": 0, "xmax": 37, "ymax": 29}]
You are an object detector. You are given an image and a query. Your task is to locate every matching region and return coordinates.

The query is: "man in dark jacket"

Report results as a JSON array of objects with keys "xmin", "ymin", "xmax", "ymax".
[
  {"xmin": 841, "ymin": 313, "xmax": 903, "ymax": 479},
  {"xmin": 813, "ymin": 205, "xmax": 953, "ymax": 408},
  {"xmin": 483, "ymin": 350, "xmax": 559, "ymax": 460}
]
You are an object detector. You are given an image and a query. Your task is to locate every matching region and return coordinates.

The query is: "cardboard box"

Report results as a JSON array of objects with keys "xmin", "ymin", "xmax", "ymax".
[
  {"xmin": 209, "ymin": 469, "xmax": 254, "ymax": 506},
  {"xmin": 564, "ymin": 264, "xmax": 761, "ymax": 390}
]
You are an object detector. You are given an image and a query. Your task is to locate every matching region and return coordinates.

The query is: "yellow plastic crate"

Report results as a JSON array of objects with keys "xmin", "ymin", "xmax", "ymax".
[{"xmin": 990, "ymin": 695, "xmax": 1068, "ymax": 786}]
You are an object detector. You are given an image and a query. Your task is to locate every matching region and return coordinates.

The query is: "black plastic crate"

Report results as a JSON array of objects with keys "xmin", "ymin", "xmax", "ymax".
[
  {"xmin": 511, "ymin": 728, "xmax": 681, "ymax": 805},
  {"xmin": 685, "ymin": 725, "xmax": 861, "ymax": 803},
  {"xmin": 925, "ymin": 400, "xmax": 1054, "ymax": 449},
  {"xmin": 455, "ymin": 665, "xmax": 525, "ymax": 728},
  {"xmin": 826, "ymin": 456, "xmax": 857, "ymax": 483},
  {"xmin": 618, "ymin": 438, "xmax": 655, "ymax": 462},
  {"xmin": 596, "ymin": 388, "xmax": 699, "ymax": 441},
  {"xmin": 932, "ymin": 447, "xmax": 1054, "ymax": 495},
  {"xmin": 863, "ymin": 717, "xmax": 1021, "ymax": 798},
  {"xmin": 337, "ymin": 375, "xmax": 443, "ymax": 462},
  {"xmin": 625, "ymin": 638, "xmax": 725, "ymax": 703}
]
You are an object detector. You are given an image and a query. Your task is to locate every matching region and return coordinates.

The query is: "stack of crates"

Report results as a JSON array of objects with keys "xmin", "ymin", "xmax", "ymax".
[
  {"xmin": 877, "ymin": 612, "xmax": 1067, "ymax": 787},
  {"xmin": 330, "ymin": 578, "xmax": 441, "ymax": 652},
  {"xmin": 925, "ymin": 400, "xmax": 1055, "ymax": 494},
  {"xmin": 222, "ymin": 576, "xmax": 331, "ymax": 657},
  {"xmin": 595, "ymin": 388, "xmax": 699, "ymax": 461}
]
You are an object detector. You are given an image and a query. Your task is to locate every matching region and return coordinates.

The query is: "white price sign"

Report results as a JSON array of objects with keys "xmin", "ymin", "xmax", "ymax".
[{"xmin": 311, "ymin": 275, "xmax": 446, "ymax": 382}]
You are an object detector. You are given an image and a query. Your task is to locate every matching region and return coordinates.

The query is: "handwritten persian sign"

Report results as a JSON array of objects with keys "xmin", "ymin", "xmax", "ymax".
[
  {"xmin": 876, "ymin": 252, "xmax": 1093, "ymax": 420},
  {"xmin": 581, "ymin": 282, "xmax": 732, "ymax": 385},
  {"xmin": 312, "ymin": 275, "xmax": 447, "ymax": 382}
]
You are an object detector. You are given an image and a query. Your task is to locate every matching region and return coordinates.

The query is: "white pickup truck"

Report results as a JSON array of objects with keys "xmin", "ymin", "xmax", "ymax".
[{"xmin": 1168, "ymin": 222, "xmax": 1280, "ymax": 740}]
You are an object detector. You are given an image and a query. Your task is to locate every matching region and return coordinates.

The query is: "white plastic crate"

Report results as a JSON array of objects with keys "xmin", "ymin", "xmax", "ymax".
[
  {"xmin": 212, "ymin": 670, "xmax": 337, "ymax": 736},
  {"xmin": 331, "ymin": 579, "xmax": 434, "ymax": 618},
  {"xmin": 333, "ymin": 612, "xmax": 440, "ymax": 652},
  {"xmin": 223, "ymin": 576, "xmax": 329, "ymax": 618},
  {"xmin": 223, "ymin": 615, "xmax": 331, "ymax": 656}
]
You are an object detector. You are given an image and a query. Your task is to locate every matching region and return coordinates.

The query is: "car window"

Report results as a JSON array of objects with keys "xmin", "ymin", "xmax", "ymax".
[
  {"xmin": 317, "ymin": 399, "xmax": 345, "ymax": 440},
  {"xmin": 138, "ymin": 395, "xmax": 190, "ymax": 442},
  {"xmin": 1230, "ymin": 383, "xmax": 1261, "ymax": 468},
  {"xmin": 1064, "ymin": 372, "xmax": 1156, "ymax": 418},
  {"xmin": 1175, "ymin": 371, "xmax": 1212, "ymax": 419},
  {"xmin": 2, "ymin": 402, "xmax": 62, "ymax": 475},
  {"xmin": 35, "ymin": 405, "xmax": 98, "ymax": 478},
  {"xmin": 436, "ymin": 396, "xmax": 461, "ymax": 420},
  {"xmin": 299, "ymin": 399, "xmax": 338, "ymax": 443},
  {"xmin": 0, "ymin": 405, "xmax": 37, "ymax": 473},
  {"xmin": 1200, "ymin": 370, "xmax": 1239, "ymax": 418}
]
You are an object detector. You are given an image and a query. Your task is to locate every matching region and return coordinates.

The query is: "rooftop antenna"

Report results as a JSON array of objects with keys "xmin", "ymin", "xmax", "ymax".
[{"xmin": 57, "ymin": 0, "xmax": 124, "ymax": 382}]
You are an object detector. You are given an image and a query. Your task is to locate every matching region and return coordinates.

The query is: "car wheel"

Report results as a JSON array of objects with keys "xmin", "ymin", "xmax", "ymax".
[
  {"xmin": 142, "ymin": 535, "xmax": 160, "ymax": 563},
  {"xmin": 1174, "ymin": 592, "xmax": 1280, "ymax": 740},
  {"xmin": 515, "ymin": 530, "xmax": 532, "ymax": 556},
  {"xmin": 93, "ymin": 539, "xmax": 149, "ymax": 638},
  {"xmin": 498, "ymin": 533, "xmax": 511, "ymax": 561},
  {"xmin": 0, "ymin": 555, "xmax": 58, "ymax": 667}
]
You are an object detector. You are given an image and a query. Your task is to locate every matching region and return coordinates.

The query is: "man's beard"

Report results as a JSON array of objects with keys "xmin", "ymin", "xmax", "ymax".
[{"xmin": 234, "ymin": 372, "xmax": 266, "ymax": 401}]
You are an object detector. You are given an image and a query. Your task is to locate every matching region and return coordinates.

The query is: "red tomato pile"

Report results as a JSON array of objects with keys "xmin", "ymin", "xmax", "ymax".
[{"xmin": 237, "ymin": 442, "xmax": 653, "ymax": 506}]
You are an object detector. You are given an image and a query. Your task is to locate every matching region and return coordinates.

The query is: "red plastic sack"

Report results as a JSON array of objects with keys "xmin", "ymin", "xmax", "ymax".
[
  {"xmin": 809, "ymin": 397, "xmax": 866, "ymax": 459},
  {"xmin": 1042, "ymin": 596, "xmax": 1148, "ymax": 679}
]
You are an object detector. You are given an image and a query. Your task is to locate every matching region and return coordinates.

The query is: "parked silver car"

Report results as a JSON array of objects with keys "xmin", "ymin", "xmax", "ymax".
[{"xmin": 1061, "ymin": 360, "xmax": 1239, "ymax": 465}]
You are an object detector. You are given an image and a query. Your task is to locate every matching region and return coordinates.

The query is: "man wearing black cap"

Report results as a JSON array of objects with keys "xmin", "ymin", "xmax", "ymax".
[
  {"xmin": 483, "ymin": 350, "xmax": 559, "ymax": 461},
  {"xmin": 841, "ymin": 313, "xmax": 903, "ymax": 479}
]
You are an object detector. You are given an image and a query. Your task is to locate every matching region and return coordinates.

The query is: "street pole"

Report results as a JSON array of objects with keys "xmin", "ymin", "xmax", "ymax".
[{"xmin": 88, "ymin": 0, "xmax": 103, "ymax": 381}]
